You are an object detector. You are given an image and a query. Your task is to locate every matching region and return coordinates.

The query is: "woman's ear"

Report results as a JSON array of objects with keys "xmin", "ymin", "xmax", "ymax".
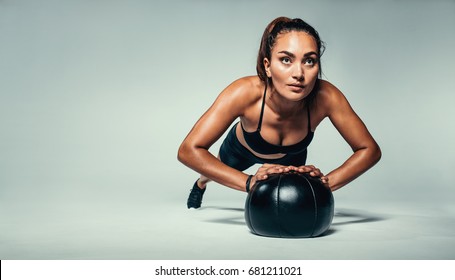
[{"xmin": 263, "ymin": 58, "xmax": 271, "ymax": 77}]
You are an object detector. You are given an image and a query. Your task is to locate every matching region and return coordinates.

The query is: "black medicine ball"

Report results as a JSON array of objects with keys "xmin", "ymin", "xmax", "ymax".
[{"xmin": 245, "ymin": 172, "xmax": 334, "ymax": 238}]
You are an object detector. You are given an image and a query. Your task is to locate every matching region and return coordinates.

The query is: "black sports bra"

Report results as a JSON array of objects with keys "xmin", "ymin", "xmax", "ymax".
[{"xmin": 240, "ymin": 86, "xmax": 314, "ymax": 155}]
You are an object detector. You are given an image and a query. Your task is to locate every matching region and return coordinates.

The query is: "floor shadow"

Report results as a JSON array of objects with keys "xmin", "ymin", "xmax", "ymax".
[
  {"xmin": 205, "ymin": 216, "xmax": 246, "ymax": 226},
  {"xmin": 318, "ymin": 228, "xmax": 337, "ymax": 237},
  {"xmin": 332, "ymin": 208, "xmax": 387, "ymax": 226},
  {"xmin": 202, "ymin": 206, "xmax": 387, "ymax": 229},
  {"xmin": 202, "ymin": 206, "xmax": 244, "ymax": 212}
]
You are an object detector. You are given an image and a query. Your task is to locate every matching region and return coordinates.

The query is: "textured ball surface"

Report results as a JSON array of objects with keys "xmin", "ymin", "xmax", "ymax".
[{"xmin": 245, "ymin": 172, "xmax": 334, "ymax": 238}]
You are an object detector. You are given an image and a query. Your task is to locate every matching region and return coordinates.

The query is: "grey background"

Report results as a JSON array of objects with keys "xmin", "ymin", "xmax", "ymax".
[{"xmin": 1, "ymin": 0, "xmax": 454, "ymax": 259}]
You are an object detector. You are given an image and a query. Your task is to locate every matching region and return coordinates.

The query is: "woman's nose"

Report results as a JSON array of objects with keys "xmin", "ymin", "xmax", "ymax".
[{"xmin": 292, "ymin": 64, "xmax": 304, "ymax": 80}]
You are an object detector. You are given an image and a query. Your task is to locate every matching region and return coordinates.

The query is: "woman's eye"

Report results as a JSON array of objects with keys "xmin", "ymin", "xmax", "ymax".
[
  {"xmin": 305, "ymin": 58, "xmax": 314, "ymax": 65},
  {"xmin": 304, "ymin": 57, "xmax": 318, "ymax": 66},
  {"xmin": 281, "ymin": 57, "xmax": 291, "ymax": 64}
]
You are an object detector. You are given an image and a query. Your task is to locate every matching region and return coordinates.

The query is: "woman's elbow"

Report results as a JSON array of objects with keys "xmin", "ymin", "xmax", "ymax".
[
  {"xmin": 371, "ymin": 143, "xmax": 382, "ymax": 164},
  {"xmin": 177, "ymin": 142, "xmax": 190, "ymax": 164}
]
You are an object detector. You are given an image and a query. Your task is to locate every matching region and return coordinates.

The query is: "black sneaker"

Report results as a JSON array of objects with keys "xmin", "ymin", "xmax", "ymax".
[{"xmin": 187, "ymin": 180, "xmax": 206, "ymax": 209}]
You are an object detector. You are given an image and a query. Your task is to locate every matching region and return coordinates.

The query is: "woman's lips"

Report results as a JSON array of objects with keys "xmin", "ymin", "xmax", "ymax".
[{"xmin": 288, "ymin": 84, "xmax": 305, "ymax": 92}]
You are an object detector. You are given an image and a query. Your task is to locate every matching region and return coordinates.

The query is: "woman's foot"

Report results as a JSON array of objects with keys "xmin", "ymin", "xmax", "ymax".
[{"xmin": 187, "ymin": 180, "xmax": 206, "ymax": 209}]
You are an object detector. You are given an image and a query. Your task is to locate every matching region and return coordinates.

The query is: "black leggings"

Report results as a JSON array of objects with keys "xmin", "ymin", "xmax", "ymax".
[{"xmin": 219, "ymin": 123, "xmax": 308, "ymax": 171}]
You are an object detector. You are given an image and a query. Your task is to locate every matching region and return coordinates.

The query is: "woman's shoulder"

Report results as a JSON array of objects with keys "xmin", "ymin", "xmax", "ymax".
[
  {"xmin": 227, "ymin": 76, "xmax": 263, "ymax": 93},
  {"xmin": 220, "ymin": 76, "xmax": 264, "ymax": 103},
  {"xmin": 317, "ymin": 79, "xmax": 348, "ymax": 105},
  {"xmin": 316, "ymin": 79, "xmax": 352, "ymax": 115}
]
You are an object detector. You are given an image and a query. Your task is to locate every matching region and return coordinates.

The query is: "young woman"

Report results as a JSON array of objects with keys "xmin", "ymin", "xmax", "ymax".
[{"xmin": 178, "ymin": 17, "xmax": 381, "ymax": 209}]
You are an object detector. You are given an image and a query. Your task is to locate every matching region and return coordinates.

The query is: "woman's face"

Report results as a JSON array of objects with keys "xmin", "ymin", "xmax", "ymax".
[{"xmin": 264, "ymin": 31, "xmax": 319, "ymax": 102}]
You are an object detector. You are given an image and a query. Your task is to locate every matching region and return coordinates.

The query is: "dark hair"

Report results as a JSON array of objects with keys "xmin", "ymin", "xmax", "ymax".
[{"xmin": 256, "ymin": 17, "xmax": 325, "ymax": 106}]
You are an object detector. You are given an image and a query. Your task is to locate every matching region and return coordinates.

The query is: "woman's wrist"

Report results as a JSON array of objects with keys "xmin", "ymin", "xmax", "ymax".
[{"xmin": 245, "ymin": 175, "xmax": 253, "ymax": 193}]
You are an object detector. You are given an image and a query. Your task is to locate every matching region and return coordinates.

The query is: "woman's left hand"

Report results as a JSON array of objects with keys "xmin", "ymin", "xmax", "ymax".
[{"xmin": 291, "ymin": 165, "xmax": 329, "ymax": 187}]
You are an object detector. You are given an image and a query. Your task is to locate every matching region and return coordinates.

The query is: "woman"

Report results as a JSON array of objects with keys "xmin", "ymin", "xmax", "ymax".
[{"xmin": 178, "ymin": 17, "xmax": 381, "ymax": 209}]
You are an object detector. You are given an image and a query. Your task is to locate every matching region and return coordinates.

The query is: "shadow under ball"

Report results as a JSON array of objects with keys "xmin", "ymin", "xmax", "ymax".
[{"xmin": 245, "ymin": 172, "xmax": 334, "ymax": 238}]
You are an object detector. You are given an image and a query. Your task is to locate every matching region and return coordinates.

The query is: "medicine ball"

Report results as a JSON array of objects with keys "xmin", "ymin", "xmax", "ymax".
[{"xmin": 245, "ymin": 172, "xmax": 334, "ymax": 238}]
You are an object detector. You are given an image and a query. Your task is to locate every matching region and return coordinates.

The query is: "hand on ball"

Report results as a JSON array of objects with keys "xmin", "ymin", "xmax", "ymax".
[{"xmin": 253, "ymin": 164, "xmax": 328, "ymax": 188}]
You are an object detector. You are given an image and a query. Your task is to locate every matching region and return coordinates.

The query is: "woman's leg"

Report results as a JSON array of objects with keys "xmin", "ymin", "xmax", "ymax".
[{"xmin": 196, "ymin": 175, "xmax": 210, "ymax": 189}]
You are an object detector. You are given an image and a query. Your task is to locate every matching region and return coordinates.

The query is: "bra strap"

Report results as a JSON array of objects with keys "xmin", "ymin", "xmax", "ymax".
[
  {"xmin": 257, "ymin": 84, "xmax": 267, "ymax": 131},
  {"xmin": 307, "ymin": 104, "xmax": 312, "ymax": 131}
]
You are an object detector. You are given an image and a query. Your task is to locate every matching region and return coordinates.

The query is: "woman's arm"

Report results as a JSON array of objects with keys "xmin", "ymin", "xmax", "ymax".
[
  {"xmin": 320, "ymin": 81, "xmax": 382, "ymax": 191},
  {"xmin": 177, "ymin": 77, "xmax": 258, "ymax": 192}
]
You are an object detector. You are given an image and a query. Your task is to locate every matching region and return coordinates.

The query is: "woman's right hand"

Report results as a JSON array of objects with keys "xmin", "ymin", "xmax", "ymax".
[{"xmin": 250, "ymin": 163, "xmax": 293, "ymax": 187}]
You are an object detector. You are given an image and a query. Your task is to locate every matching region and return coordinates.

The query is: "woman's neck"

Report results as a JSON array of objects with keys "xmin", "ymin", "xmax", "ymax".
[{"xmin": 267, "ymin": 87, "xmax": 306, "ymax": 119}]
